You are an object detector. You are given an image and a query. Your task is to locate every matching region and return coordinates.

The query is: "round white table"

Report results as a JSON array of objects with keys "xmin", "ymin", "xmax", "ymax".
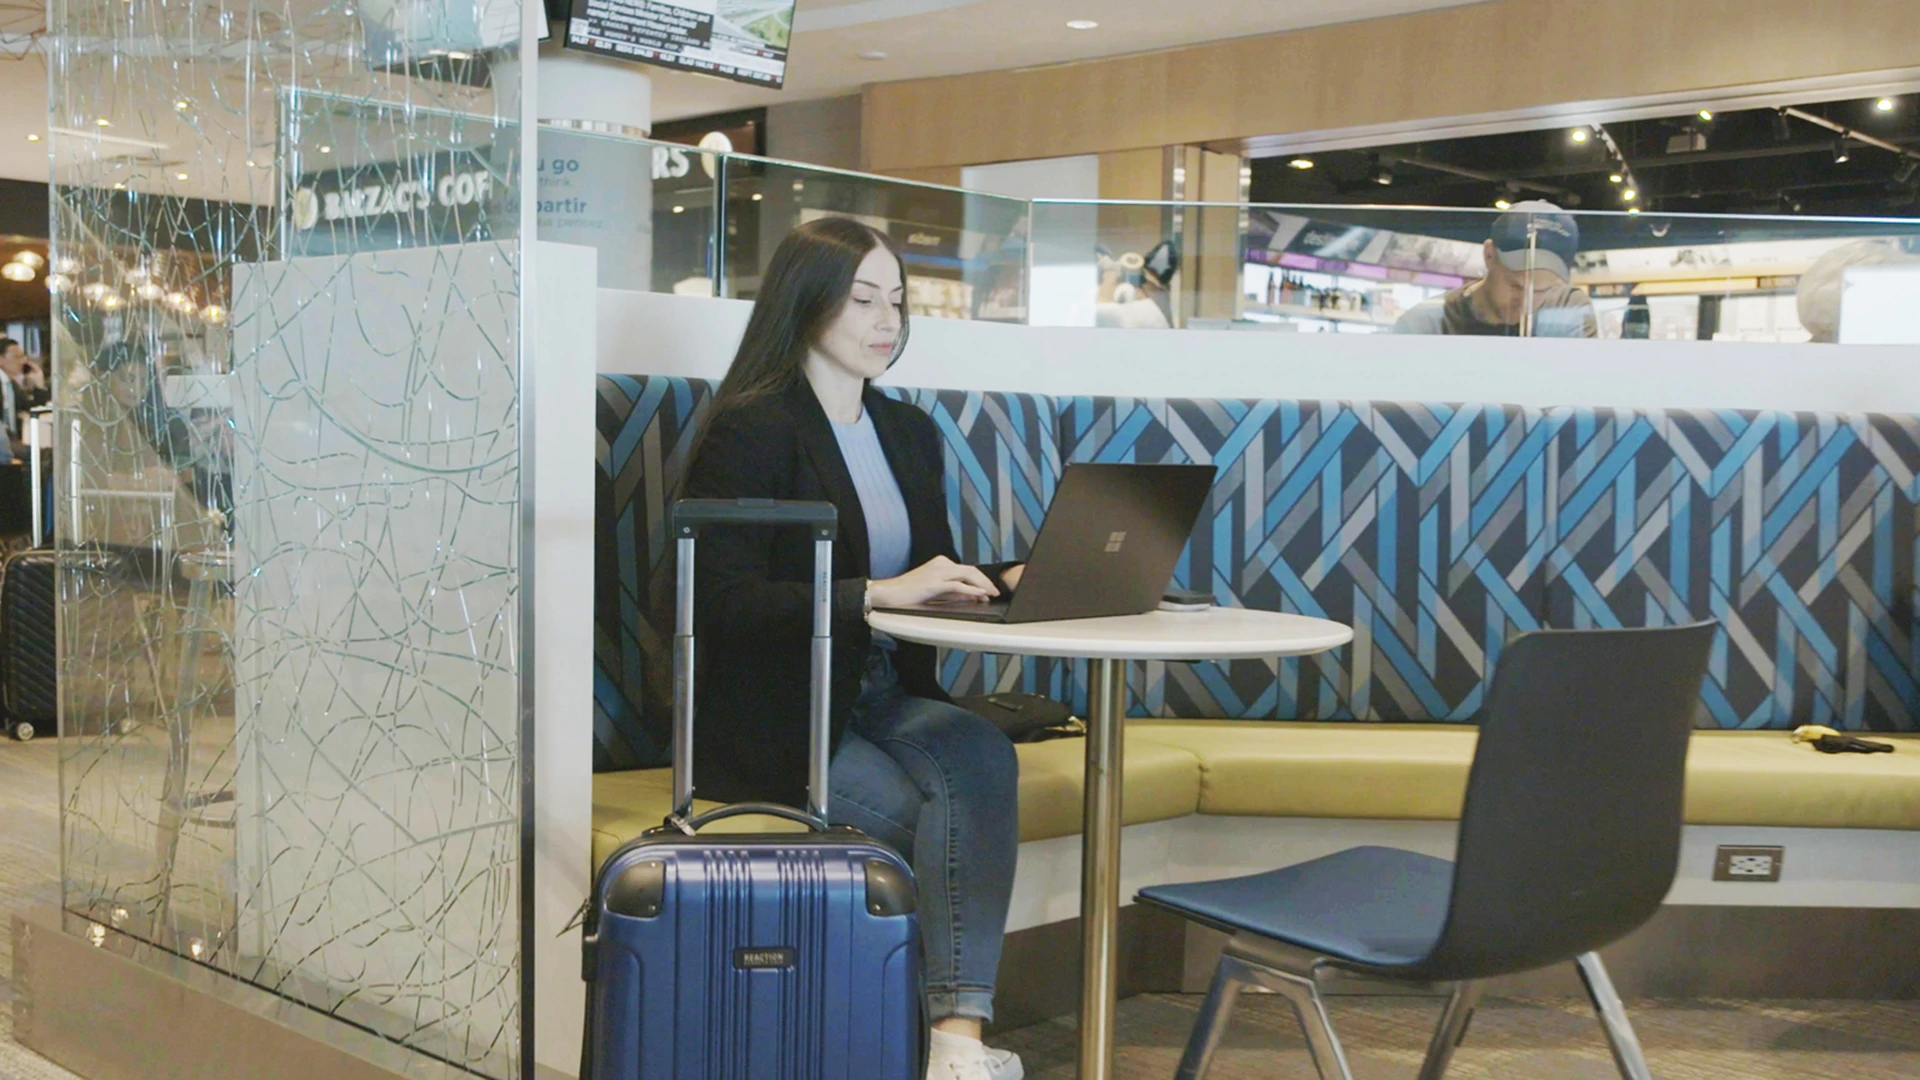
[{"xmin": 868, "ymin": 607, "xmax": 1353, "ymax": 1080}]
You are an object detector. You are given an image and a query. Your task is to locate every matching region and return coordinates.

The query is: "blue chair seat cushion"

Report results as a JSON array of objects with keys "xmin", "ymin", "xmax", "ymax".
[{"xmin": 1138, "ymin": 845, "xmax": 1454, "ymax": 969}]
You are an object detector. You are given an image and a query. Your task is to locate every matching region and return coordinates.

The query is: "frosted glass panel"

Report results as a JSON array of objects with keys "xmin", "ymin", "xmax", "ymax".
[{"xmin": 51, "ymin": 0, "xmax": 526, "ymax": 1075}]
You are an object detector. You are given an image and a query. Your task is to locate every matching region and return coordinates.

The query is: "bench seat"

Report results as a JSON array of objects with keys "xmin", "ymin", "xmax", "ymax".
[
  {"xmin": 591, "ymin": 734, "xmax": 1205, "ymax": 872},
  {"xmin": 1131, "ymin": 722, "xmax": 1920, "ymax": 832},
  {"xmin": 593, "ymin": 723, "xmax": 1920, "ymax": 872}
]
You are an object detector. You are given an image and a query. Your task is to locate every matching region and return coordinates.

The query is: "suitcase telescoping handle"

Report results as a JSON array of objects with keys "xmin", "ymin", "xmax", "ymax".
[{"xmin": 670, "ymin": 498, "xmax": 838, "ymax": 833}]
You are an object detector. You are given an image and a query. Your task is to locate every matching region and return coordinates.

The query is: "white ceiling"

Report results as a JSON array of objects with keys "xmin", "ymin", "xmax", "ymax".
[{"xmin": 646, "ymin": 0, "xmax": 1492, "ymax": 121}]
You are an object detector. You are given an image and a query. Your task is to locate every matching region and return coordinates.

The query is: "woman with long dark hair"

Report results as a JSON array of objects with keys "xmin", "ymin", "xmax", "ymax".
[{"xmin": 680, "ymin": 216, "xmax": 1025, "ymax": 1080}]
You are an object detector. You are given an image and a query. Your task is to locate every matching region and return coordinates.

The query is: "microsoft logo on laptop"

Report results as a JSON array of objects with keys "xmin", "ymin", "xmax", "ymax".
[{"xmin": 1105, "ymin": 531, "xmax": 1127, "ymax": 554}]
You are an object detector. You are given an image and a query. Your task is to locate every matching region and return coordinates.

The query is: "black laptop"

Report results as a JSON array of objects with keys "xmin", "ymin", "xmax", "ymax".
[{"xmin": 877, "ymin": 462, "xmax": 1215, "ymax": 624}]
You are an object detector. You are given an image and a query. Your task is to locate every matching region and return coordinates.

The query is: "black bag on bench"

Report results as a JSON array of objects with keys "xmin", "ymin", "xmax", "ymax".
[{"xmin": 954, "ymin": 692, "xmax": 1084, "ymax": 743}]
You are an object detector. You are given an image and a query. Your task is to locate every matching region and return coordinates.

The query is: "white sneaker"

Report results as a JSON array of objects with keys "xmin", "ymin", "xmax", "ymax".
[
  {"xmin": 981, "ymin": 1045, "xmax": 1023, "ymax": 1080},
  {"xmin": 927, "ymin": 1031, "xmax": 1024, "ymax": 1080}
]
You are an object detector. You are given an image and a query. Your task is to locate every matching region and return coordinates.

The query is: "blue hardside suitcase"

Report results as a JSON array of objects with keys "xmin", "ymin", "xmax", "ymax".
[{"xmin": 582, "ymin": 499, "xmax": 923, "ymax": 1080}]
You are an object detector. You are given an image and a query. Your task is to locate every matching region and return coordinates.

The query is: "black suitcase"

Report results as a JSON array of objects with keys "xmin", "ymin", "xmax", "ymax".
[{"xmin": 1, "ymin": 550, "xmax": 55, "ymax": 740}]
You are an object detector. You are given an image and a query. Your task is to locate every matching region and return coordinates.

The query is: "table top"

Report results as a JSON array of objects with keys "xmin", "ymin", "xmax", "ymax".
[{"xmin": 868, "ymin": 606, "xmax": 1353, "ymax": 661}]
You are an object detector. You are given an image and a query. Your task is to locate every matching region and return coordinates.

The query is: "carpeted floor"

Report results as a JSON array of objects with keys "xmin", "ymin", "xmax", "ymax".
[
  {"xmin": 994, "ymin": 991, "xmax": 1920, "ymax": 1079},
  {"xmin": 6, "ymin": 737, "xmax": 1920, "ymax": 1080}
]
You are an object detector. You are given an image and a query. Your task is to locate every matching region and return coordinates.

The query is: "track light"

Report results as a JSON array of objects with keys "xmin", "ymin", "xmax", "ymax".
[
  {"xmin": 1609, "ymin": 173, "xmax": 1623, "ymax": 184},
  {"xmin": 1570, "ymin": 128, "xmax": 1590, "ymax": 143},
  {"xmin": 1622, "ymin": 188, "xmax": 1638, "ymax": 202},
  {"xmin": 1370, "ymin": 164, "xmax": 1394, "ymax": 186},
  {"xmin": 1287, "ymin": 158, "xmax": 1315, "ymax": 170},
  {"xmin": 1697, "ymin": 110, "xmax": 1714, "ymax": 121},
  {"xmin": 1834, "ymin": 139, "xmax": 1851, "ymax": 164},
  {"xmin": 1877, "ymin": 98, "xmax": 1897, "ymax": 113},
  {"xmin": 1494, "ymin": 199, "xmax": 1512, "ymax": 210},
  {"xmin": 1771, "ymin": 111, "xmax": 1794, "ymax": 142}
]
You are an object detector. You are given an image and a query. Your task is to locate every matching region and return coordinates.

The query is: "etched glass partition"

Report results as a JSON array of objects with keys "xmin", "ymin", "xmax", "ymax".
[{"xmin": 52, "ymin": 0, "xmax": 526, "ymax": 1075}]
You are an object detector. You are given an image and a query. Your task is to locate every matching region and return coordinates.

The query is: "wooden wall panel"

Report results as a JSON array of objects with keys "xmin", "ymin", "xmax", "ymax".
[
  {"xmin": 862, "ymin": 0, "xmax": 1920, "ymax": 172},
  {"xmin": 873, "ymin": 164, "xmax": 963, "ymax": 188}
]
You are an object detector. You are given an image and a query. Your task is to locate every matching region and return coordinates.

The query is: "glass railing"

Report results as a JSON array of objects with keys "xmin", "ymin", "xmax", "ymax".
[
  {"xmin": 1033, "ymin": 199, "xmax": 1920, "ymax": 342},
  {"xmin": 538, "ymin": 126, "xmax": 1030, "ymax": 320},
  {"xmin": 536, "ymin": 126, "xmax": 1920, "ymax": 345}
]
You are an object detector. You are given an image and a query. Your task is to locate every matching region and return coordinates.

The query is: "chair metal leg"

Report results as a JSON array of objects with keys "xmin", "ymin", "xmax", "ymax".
[
  {"xmin": 1174, "ymin": 954, "xmax": 1251, "ymax": 1080},
  {"xmin": 1414, "ymin": 981, "xmax": 1482, "ymax": 1080},
  {"xmin": 1575, "ymin": 952, "xmax": 1654, "ymax": 1080},
  {"xmin": 1259, "ymin": 965, "xmax": 1356, "ymax": 1080}
]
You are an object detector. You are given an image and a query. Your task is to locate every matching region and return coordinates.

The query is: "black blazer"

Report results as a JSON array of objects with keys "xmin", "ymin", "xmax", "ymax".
[{"xmin": 680, "ymin": 380, "xmax": 1005, "ymax": 808}]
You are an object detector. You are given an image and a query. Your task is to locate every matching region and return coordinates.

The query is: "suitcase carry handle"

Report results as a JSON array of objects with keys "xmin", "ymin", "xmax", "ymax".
[
  {"xmin": 672, "ymin": 497, "xmax": 838, "ymax": 535},
  {"xmin": 670, "ymin": 498, "xmax": 838, "ymax": 828},
  {"xmin": 678, "ymin": 802, "xmax": 829, "ymax": 834}
]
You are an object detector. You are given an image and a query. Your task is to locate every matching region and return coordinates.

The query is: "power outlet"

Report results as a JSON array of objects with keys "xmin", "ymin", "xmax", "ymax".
[{"xmin": 1713, "ymin": 845, "xmax": 1785, "ymax": 883}]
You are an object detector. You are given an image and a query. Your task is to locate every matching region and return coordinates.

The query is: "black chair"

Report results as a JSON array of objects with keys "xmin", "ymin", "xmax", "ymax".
[{"xmin": 1139, "ymin": 623, "xmax": 1716, "ymax": 1080}]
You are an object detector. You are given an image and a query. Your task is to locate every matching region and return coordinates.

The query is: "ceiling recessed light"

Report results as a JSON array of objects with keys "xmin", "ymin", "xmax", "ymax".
[
  {"xmin": 246, "ymin": 159, "xmax": 257, "ymax": 168},
  {"xmin": 1876, "ymin": 97, "xmax": 1896, "ymax": 113},
  {"xmin": 1570, "ymin": 128, "xmax": 1589, "ymax": 143},
  {"xmin": 1494, "ymin": 199, "xmax": 1512, "ymax": 210},
  {"xmin": 858, "ymin": 50, "xmax": 888, "ymax": 60},
  {"xmin": 672, "ymin": 205, "xmax": 684, "ymax": 214},
  {"xmin": 25, "ymin": 134, "xmax": 37, "ymax": 142},
  {"xmin": 1622, "ymin": 188, "xmax": 1638, "ymax": 201},
  {"xmin": 1287, "ymin": 158, "xmax": 1314, "ymax": 170},
  {"xmin": 94, "ymin": 118, "xmax": 111, "ymax": 128},
  {"xmin": 1697, "ymin": 109, "xmax": 1714, "ymax": 121},
  {"xmin": 1609, "ymin": 173, "xmax": 1623, "ymax": 183},
  {"xmin": 318, "ymin": 144, "xmax": 332, "ymax": 153},
  {"xmin": 1066, "ymin": 19, "xmax": 1098, "ymax": 30},
  {"xmin": 175, "ymin": 171, "xmax": 188, "ymax": 180},
  {"xmin": 1627, "ymin": 207, "xmax": 1642, "ymax": 215},
  {"xmin": 112, "ymin": 182, "xmax": 125, "ymax": 190},
  {"xmin": 174, "ymin": 100, "xmax": 189, "ymax": 111},
  {"xmin": 751, "ymin": 192, "xmax": 763, "ymax": 201}
]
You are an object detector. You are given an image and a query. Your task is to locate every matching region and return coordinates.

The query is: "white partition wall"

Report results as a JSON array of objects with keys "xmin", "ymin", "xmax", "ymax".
[{"xmin": 599, "ymin": 290, "xmax": 1920, "ymax": 414}]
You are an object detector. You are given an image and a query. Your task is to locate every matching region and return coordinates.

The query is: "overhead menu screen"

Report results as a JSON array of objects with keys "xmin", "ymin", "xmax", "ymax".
[{"xmin": 565, "ymin": 0, "xmax": 794, "ymax": 88}]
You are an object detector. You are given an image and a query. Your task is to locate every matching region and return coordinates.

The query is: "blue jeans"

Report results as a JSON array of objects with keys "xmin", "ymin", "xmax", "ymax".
[{"xmin": 829, "ymin": 648, "xmax": 1020, "ymax": 1024}]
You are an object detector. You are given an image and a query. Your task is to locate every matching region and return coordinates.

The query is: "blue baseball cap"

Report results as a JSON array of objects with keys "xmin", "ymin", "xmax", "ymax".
[{"xmin": 1489, "ymin": 200, "xmax": 1580, "ymax": 280}]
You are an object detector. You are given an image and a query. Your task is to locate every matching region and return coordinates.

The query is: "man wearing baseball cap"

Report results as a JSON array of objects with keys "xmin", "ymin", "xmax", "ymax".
[{"xmin": 1394, "ymin": 201, "xmax": 1597, "ymax": 337}]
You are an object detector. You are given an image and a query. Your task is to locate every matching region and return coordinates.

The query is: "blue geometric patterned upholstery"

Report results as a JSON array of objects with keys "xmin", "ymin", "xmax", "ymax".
[
  {"xmin": 594, "ymin": 375, "xmax": 713, "ymax": 770},
  {"xmin": 595, "ymin": 375, "xmax": 1920, "ymax": 769},
  {"xmin": 1544, "ymin": 409, "xmax": 1920, "ymax": 732},
  {"xmin": 877, "ymin": 386, "xmax": 1070, "ymax": 701},
  {"xmin": 1060, "ymin": 398, "xmax": 1547, "ymax": 722}
]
